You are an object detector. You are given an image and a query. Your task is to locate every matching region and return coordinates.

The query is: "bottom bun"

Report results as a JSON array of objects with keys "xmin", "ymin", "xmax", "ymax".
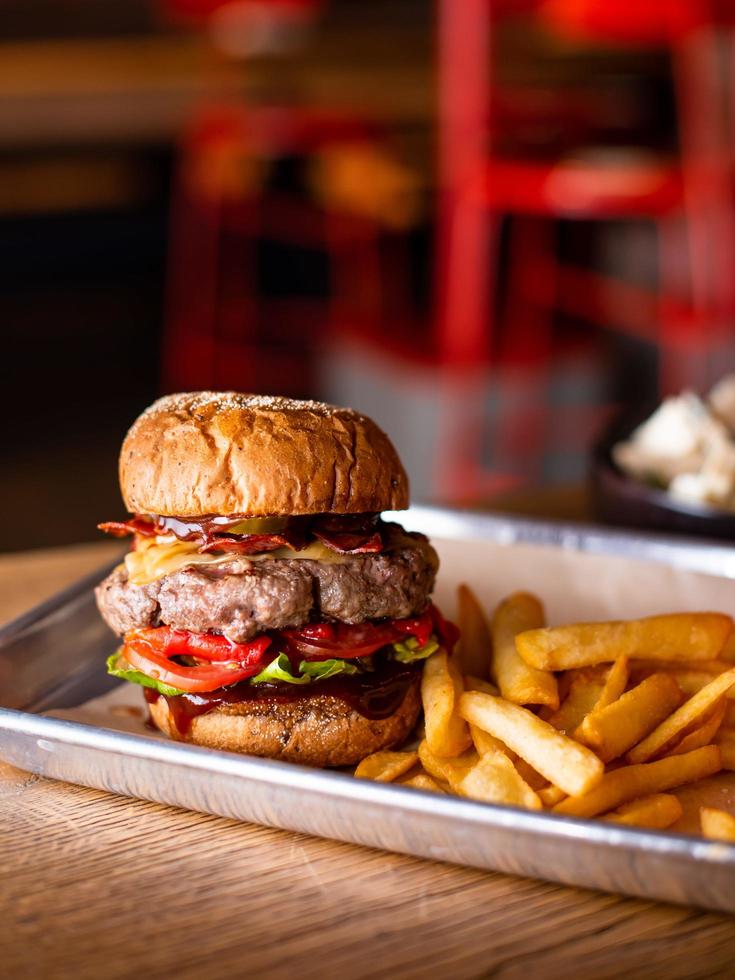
[{"xmin": 148, "ymin": 673, "xmax": 421, "ymax": 767}]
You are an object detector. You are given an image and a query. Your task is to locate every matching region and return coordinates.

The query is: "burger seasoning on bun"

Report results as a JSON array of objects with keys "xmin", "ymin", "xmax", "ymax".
[{"xmin": 96, "ymin": 392, "xmax": 456, "ymax": 767}]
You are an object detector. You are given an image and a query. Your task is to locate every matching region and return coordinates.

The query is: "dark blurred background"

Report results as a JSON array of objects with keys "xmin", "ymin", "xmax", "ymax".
[{"xmin": 3, "ymin": 0, "xmax": 734, "ymax": 550}]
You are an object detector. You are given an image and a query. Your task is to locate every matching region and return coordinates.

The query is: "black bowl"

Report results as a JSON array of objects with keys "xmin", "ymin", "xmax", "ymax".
[{"xmin": 590, "ymin": 407, "xmax": 735, "ymax": 540}]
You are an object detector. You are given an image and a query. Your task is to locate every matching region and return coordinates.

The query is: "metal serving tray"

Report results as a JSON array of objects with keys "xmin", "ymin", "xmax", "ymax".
[{"xmin": 3, "ymin": 505, "xmax": 735, "ymax": 914}]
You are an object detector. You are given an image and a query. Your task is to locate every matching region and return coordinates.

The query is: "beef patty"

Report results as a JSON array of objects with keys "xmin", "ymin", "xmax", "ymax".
[{"xmin": 96, "ymin": 530, "xmax": 438, "ymax": 642}]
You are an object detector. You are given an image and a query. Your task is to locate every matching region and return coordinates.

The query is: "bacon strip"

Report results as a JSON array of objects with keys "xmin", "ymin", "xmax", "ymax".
[
  {"xmin": 198, "ymin": 527, "xmax": 307, "ymax": 555},
  {"xmin": 97, "ymin": 518, "xmax": 157, "ymax": 538},
  {"xmin": 98, "ymin": 513, "xmax": 385, "ymax": 555},
  {"xmin": 312, "ymin": 528, "xmax": 383, "ymax": 554}
]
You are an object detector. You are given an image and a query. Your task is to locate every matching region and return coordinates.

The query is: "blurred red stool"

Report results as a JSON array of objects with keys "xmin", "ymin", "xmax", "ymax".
[
  {"xmin": 156, "ymin": 0, "xmax": 326, "ymax": 55},
  {"xmin": 433, "ymin": 0, "xmax": 735, "ymax": 499},
  {"xmin": 163, "ymin": 104, "xmax": 420, "ymax": 395}
]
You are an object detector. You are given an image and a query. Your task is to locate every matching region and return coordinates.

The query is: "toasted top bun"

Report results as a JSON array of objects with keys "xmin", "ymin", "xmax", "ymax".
[
  {"xmin": 120, "ymin": 391, "xmax": 408, "ymax": 517},
  {"xmin": 147, "ymin": 672, "xmax": 421, "ymax": 767}
]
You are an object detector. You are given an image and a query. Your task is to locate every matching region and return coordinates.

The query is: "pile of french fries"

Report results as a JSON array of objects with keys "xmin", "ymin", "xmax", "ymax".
[{"xmin": 355, "ymin": 586, "xmax": 735, "ymax": 840}]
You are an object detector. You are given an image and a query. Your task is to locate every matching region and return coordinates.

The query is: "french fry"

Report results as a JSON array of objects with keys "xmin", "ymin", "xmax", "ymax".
[
  {"xmin": 457, "ymin": 584, "xmax": 493, "ymax": 679},
  {"xmin": 627, "ymin": 668, "xmax": 735, "ymax": 764},
  {"xmin": 553, "ymin": 746, "xmax": 721, "ymax": 819},
  {"xmin": 701, "ymin": 807, "xmax": 735, "ymax": 842},
  {"xmin": 418, "ymin": 740, "xmax": 477, "ymax": 791},
  {"xmin": 575, "ymin": 674, "xmax": 682, "ymax": 762},
  {"xmin": 490, "ymin": 592, "xmax": 559, "ymax": 709},
  {"xmin": 569, "ymin": 657, "xmax": 629, "ymax": 741},
  {"xmin": 719, "ymin": 742, "xmax": 735, "ymax": 770},
  {"xmin": 639, "ymin": 668, "xmax": 735, "ymax": 701},
  {"xmin": 465, "ymin": 675, "xmax": 499, "ymax": 696},
  {"xmin": 721, "ymin": 701, "xmax": 735, "ymax": 729},
  {"xmin": 720, "ymin": 630, "xmax": 735, "ymax": 663},
  {"xmin": 458, "ymin": 750, "xmax": 542, "ymax": 810},
  {"xmin": 354, "ymin": 750, "xmax": 419, "ymax": 782},
  {"xmin": 469, "ymin": 724, "xmax": 546, "ymax": 789},
  {"xmin": 605, "ymin": 794, "xmax": 683, "ymax": 829},
  {"xmin": 594, "ymin": 656, "xmax": 629, "ymax": 711},
  {"xmin": 421, "ymin": 650, "xmax": 472, "ymax": 758},
  {"xmin": 400, "ymin": 772, "xmax": 445, "ymax": 793},
  {"xmin": 469, "ymin": 723, "xmax": 506, "ymax": 757},
  {"xmin": 664, "ymin": 698, "xmax": 726, "ymax": 757},
  {"xmin": 631, "ymin": 659, "xmax": 726, "ymax": 677},
  {"xmin": 546, "ymin": 669, "xmax": 606, "ymax": 734},
  {"xmin": 538, "ymin": 784, "xmax": 566, "ymax": 807},
  {"xmin": 459, "ymin": 691, "xmax": 604, "ymax": 796},
  {"xmin": 516, "ymin": 613, "xmax": 732, "ymax": 670}
]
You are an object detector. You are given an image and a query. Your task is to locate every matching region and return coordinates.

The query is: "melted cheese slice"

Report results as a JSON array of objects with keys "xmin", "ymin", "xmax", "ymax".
[{"xmin": 125, "ymin": 535, "xmax": 349, "ymax": 586}]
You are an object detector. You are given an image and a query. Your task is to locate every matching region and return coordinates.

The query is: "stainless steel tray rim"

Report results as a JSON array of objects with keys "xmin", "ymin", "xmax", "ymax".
[{"xmin": 3, "ymin": 705, "xmax": 733, "ymax": 867}]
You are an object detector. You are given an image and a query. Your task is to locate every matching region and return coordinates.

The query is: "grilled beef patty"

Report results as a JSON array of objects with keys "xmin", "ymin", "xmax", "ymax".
[{"xmin": 95, "ymin": 529, "xmax": 438, "ymax": 642}]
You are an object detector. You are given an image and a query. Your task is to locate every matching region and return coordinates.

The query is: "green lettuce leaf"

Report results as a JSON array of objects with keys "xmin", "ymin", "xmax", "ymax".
[
  {"xmin": 299, "ymin": 658, "xmax": 360, "ymax": 681},
  {"xmin": 106, "ymin": 650, "xmax": 186, "ymax": 697},
  {"xmin": 391, "ymin": 635, "xmax": 440, "ymax": 663},
  {"xmin": 250, "ymin": 653, "xmax": 361, "ymax": 685},
  {"xmin": 250, "ymin": 653, "xmax": 311, "ymax": 685}
]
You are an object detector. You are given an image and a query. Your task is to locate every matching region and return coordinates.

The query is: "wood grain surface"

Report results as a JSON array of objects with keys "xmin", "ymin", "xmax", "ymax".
[{"xmin": 2, "ymin": 543, "xmax": 735, "ymax": 979}]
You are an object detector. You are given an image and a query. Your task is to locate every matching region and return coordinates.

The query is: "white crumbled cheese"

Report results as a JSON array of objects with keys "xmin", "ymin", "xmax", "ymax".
[
  {"xmin": 709, "ymin": 374, "xmax": 735, "ymax": 434},
  {"xmin": 613, "ymin": 379, "xmax": 735, "ymax": 512},
  {"xmin": 669, "ymin": 473, "xmax": 710, "ymax": 507},
  {"xmin": 628, "ymin": 393, "xmax": 708, "ymax": 459}
]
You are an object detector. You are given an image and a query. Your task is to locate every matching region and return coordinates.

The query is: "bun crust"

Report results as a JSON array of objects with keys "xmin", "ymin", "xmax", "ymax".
[
  {"xmin": 120, "ymin": 392, "xmax": 408, "ymax": 517},
  {"xmin": 147, "ymin": 674, "xmax": 421, "ymax": 767}
]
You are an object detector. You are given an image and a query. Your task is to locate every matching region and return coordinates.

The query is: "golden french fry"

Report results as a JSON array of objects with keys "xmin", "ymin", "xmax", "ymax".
[
  {"xmin": 720, "ymin": 630, "xmax": 735, "ymax": 663},
  {"xmin": 605, "ymin": 793, "xmax": 683, "ymax": 829},
  {"xmin": 457, "ymin": 584, "xmax": 493, "ymax": 679},
  {"xmin": 632, "ymin": 668, "xmax": 735, "ymax": 701},
  {"xmin": 354, "ymin": 750, "xmax": 419, "ymax": 782},
  {"xmin": 459, "ymin": 691, "xmax": 604, "ymax": 797},
  {"xmin": 553, "ymin": 746, "xmax": 721, "ymax": 819},
  {"xmin": 516, "ymin": 613, "xmax": 732, "ymax": 671},
  {"xmin": 490, "ymin": 592, "xmax": 559, "ymax": 708},
  {"xmin": 546, "ymin": 669, "xmax": 606, "ymax": 734},
  {"xmin": 538, "ymin": 784, "xmax": 566, "ymax": 807},
  {"xmin": 418, "ymin": 740, "xmax": 477, "ymax": 791},
  {"xmin": 575, "ymin": 674, "xmax": 682, "ymax": 762},
  {"xmin": 701, "ymin": 807, "xmax": 735, "ymax": 842},
  {"xmin": 469, "ymin": 724, "xmax": 546, "ymax": 789},
  {"xmin": 631, "ymin": 659, "xmax": 726, "ymax": 677},
  {"xmin": 570, "ymin": 657, "xmax": 629, "ymax": 742},
  {"xmin": 469, "ymin": 723, "xmax": 506, "ymax": 757},
  {"xmin": 719, "ymin": 742, "xmax": 735, "ymax": 770},
  {"xmin": 421, "ymin": 650, "xmax": 472, "ymax": 758},
  {"xmin": 595, "ymin": 656, "xmax": 629, "ymax": 711},
  {"xmin": 721, "ymin": 701, "xmax": 735, "ymax": 729},
  {"xmin": 665, "ymin": 698, "xmax": 726, "ymax": 757},
  {"xmin": 627, "ymin": 668, "xmax": 735, "ymax": 764},
  {"xmin": 400, "ymin": 772, "xmax": 446, "ymax": 793},
  {"xmin": 458, "ymin": 750, "xmax": 542, "ymax": 810},
  {"xmin": 465, "ymin": 675, "xmax": 499, "ymax": 696}
]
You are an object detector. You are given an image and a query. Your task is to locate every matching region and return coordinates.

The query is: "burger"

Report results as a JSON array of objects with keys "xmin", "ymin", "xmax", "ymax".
[{"xmin": 95, "ymin": 391, "xmax": 456, "ymax": 767}]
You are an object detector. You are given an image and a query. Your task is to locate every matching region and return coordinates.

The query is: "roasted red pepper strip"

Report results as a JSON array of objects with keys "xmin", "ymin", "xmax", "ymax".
[
  {"xmin": 123, "ymin": 639, "xmax": 270, "ymax": 693},
  {"xmin": 126, "ymin": 626, "xmax": 272, "ymax": 664},
  {"xmin": 430, "ymin": 604, "xmax": 460, "ymax": 653},
  {"xmin": 121, "ymin": 603, "xmax": 458, "ymax": 693}
]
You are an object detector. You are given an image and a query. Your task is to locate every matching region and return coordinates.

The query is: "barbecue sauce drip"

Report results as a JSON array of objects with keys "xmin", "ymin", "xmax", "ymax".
[{"xmin": 144, "ymin": 658, "xmax": 418, "ymax": 736}]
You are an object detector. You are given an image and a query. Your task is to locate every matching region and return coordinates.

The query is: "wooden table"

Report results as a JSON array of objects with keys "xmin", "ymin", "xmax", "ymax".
[{"xmin": 2, "ymin": 542, "xmax": 735, "ymax": 978}]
